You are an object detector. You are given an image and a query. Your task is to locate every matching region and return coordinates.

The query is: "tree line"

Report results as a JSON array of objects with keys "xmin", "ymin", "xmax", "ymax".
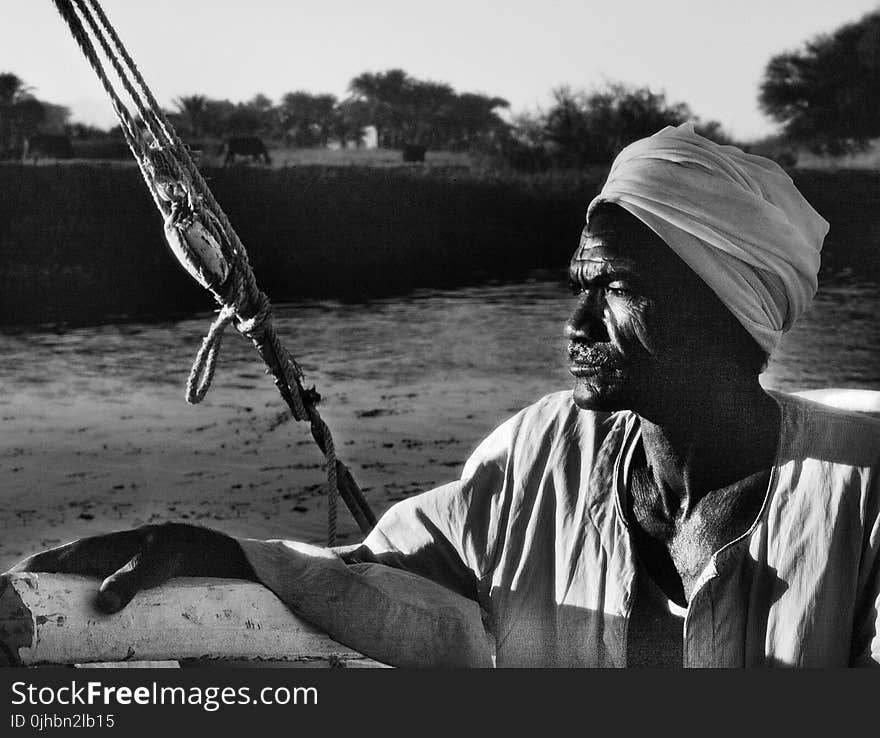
[
  {"xmin": 0, "ymin": 73, "xmax": 71, "ymax": 158},
  {"xmin": 168, "ymin": 75, "xmax": 733, "ymax": 171},
  {"xmin": 4, "ymin": 8, "xmax": 880, "ymax": 168},
  {"xmin": 170, "ymin": 69, "xmax": 511, "ymax": 152},
  {"xmin": 0, "ymin": 66, "xmax": 726, "ymax": 168},
  {"xmin": 169, "ymin": 73, "xmax": 732, "ymax": 169}
]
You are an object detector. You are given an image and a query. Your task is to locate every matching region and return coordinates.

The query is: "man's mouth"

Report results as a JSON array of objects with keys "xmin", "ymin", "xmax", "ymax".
[{"xmin": 567, "ymin": 342, "xmax": 613, "ymax": 375}]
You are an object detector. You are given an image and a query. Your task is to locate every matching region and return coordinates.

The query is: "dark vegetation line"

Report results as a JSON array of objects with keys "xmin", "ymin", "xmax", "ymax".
[
  {"xmin": 1, "ymin": 165, "xmax": 878, "ymax": 328},
  {"xmin": 0, "ymin": 165, "xmax": 599, "ymax": 327}
]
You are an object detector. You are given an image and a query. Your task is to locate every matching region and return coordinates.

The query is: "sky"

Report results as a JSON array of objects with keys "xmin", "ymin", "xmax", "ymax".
[{"xmin": 5, "ymin": 0, "xmax": 880, "ymax": 140}]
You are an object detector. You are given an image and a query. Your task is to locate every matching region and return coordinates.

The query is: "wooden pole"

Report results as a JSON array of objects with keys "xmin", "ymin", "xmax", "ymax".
[{"xmin": 0, "ymin": 573, "xmax": 385, "ymax": 667}]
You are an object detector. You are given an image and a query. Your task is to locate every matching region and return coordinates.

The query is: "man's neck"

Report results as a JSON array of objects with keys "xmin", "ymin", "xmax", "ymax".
[{"xmin": 634, "ymin": 382, "xmax": 780, "ymax": 513}]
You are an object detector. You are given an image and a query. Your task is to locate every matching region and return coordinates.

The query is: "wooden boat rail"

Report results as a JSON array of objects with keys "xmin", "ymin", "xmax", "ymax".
[{"xmin": 0, "ymin": 573, "xmax": 385, "ymax": 668}]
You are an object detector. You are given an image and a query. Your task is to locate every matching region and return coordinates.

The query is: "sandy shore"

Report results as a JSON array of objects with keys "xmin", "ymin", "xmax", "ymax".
[{"xmin": 0, "ymin": 373, "xmax": 555, "ymax": 572}]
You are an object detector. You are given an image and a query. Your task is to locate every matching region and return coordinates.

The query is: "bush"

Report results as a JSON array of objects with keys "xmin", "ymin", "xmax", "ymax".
[{"xmin": 491, "ymin": 83, "xmax": 729, "ymax": 171}]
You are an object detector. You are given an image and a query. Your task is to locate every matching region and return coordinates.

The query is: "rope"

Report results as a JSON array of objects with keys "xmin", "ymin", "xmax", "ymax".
[
  {"xmin": 308, "ymin": 410, "xmax": 339, "ymax": 546},
  {"xmin": 72, "ymin": 0, "xmax": 166, "ymax": 146},
  {"xmin": 82, "ymin": 0, "xmax": 176, "ymax": 146},
  {"xmin": 51, "ymin": 1, "xmax": 162, "ymax": 210},
  {"xmin": 186, "ymin": 306, "xmax": 236, "ymax": 404},
  {"xmin": 51, "ymin": 0, "xmax": 371, "ymax": 545}
]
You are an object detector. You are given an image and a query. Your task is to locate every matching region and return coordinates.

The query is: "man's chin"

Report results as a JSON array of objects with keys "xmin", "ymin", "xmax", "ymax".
[{"xmin": 571, "ymin": 378, "xmax": 626, "ymax": 412}]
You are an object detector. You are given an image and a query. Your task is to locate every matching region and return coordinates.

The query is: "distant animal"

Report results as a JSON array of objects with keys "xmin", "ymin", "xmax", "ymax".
[
  {"xmin": 23, "ymin": 134, "xmax": 74, "ymax": 164},
  {"xmin": 402, "ymin": 144, "xmax": 426, "ymax": 163},
  {"xmin": 223, "ymin": 137, "xmax": 271, "ymax": 166}
]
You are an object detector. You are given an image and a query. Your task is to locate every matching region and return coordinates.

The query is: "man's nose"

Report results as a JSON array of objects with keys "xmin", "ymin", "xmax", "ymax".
[{"xmin": 565, "ymin": 291, "xmax": 608, "ymax": 342}]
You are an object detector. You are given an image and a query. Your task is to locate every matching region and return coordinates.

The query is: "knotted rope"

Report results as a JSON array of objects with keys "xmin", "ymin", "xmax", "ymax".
[{"xmin": 52, "ymin": 0, "xmax": 373, "ymax": 544}]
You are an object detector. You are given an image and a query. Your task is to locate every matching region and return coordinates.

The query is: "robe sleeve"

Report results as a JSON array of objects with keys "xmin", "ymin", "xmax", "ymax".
[{"xmin": 236, "ymin": 412, "xmax": 518, "ymax": 668}]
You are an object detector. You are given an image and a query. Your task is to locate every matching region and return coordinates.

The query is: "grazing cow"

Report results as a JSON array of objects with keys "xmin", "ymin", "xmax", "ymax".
[
  {"xmin": 23, "ymin": 134, "xmax": 74, "ymax": 163},
  {"xmin": 223, "ymin": 137, "xmax": 271, "ymax": 166},
  {"xmin": 402, "ymin": 144, "xmax": 426, "ymax": 163}
]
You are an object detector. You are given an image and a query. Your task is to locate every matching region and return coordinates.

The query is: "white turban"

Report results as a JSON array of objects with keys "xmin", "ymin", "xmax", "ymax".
[{"xmin": 586, "ymin": 123, "xmax": 829, "ymax": 355}]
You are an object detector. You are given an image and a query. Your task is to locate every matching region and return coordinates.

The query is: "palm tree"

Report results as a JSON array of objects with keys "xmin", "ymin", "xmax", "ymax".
[
  {"xmin": 0, "ymin": 72, "xmax": 43, "ymax": 157},
  {"xmin": 173, "ymin": 94, "xmax": 208, "ymax": 139},
  {"xmin": 348, "ymin": 69, "xmax": 411, "ymax": 147},
  {"xmin": 442, "ymin": 93, "xmax": 509, "ymax": 149},
  {"xmin": 0, "ymin": 72, "xmax": 31, "ymax": 106},
  {"xmin": 279, "ymin": 91, "xmax": 338, "ymax": 146}
]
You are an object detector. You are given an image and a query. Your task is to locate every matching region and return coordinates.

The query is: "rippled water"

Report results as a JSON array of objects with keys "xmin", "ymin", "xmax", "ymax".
[{"xmin": 1, "ymin": 273, "xmax": 878, "ymax": 407}]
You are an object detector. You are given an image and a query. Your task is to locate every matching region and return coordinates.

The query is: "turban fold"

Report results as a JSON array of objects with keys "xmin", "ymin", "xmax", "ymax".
[{"xmin": 586, "ymin": 123, "xmax": 829, "ymax": 355}]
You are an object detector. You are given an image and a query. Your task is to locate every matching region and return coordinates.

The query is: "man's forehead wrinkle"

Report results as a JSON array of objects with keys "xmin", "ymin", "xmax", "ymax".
[
  {"xmin": 573, "ymin": 232, "xmax": 647, "ymax": 273},
  {"xmin": 570, "ymin": 255, "xmax": 634, "ymax": 272},
  {"xmin": 576, "ymin": 224, "xmax": 696, "ymax": 287},
  {"xmin": 568, "ymin": 256, "xmax": 639, "ymax": 287},
  {"xmin": 578, "ymin": 220, "xmax": 663, "ymax": 261},
  {"xmin": 576, "ymin": 227, "xmax": 624, "ymax": 263}
]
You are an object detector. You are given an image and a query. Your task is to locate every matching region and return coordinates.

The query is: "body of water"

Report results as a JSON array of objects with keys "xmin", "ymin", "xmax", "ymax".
[{"xmin": 3, "ymin": 273, "xmax": 877, "ymax": 399}]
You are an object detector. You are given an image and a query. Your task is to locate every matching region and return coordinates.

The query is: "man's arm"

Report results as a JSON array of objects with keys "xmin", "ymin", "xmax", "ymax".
[
  {"xmin": 236, "ymin": 531, "xmax": 493, "ymax": 667},
  {"xmin": 8, "ymin": 411, "xmax": 517, "ymax": 666},
  {"xmin": 8, "ymin": 523, "xmax": 256, "ymax": 613},
  {"xmin": 8, "ymin": 518, "xmax": 493, "ymax": 667},
  {"xmin": 231, "ymin": 464, "xmax": 511, "ymax": 666},
  {"xmin": 6, "ymin": 475, "xmax": 502, "ymax": 667}
]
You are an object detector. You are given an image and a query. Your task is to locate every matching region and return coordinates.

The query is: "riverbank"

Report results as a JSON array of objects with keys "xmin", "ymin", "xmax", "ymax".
[
  {"xmin": 0, "ymin": 163, "xmax": 599, "ymax": 326},
  {"xmin": 3, "ymin": 164, "xmax": 878, "ymax": 327}
]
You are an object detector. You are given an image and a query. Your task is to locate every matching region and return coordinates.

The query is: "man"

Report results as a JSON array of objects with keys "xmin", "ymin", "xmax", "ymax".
[{"xmin": 10, "ymin": 124, "xmax": 880, "ymax": 667}]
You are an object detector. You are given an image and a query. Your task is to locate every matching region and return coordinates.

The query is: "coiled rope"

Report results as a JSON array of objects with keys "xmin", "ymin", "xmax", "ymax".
[{"xmin": 51, "ymin": 0, "xmax": 376, "ymax": 545}]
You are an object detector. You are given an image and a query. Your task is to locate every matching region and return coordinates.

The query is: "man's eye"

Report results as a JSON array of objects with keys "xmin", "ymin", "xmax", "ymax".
[{"xmin": 606, "ymin": 282, "xmax": 631, "ymax": 296}]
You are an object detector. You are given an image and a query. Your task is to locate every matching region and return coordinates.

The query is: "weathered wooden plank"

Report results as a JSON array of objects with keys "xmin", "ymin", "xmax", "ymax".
[
  {"xmin": 793, "ymin": 388, "xmax": 880, "ymax": 416},
  {"xmin": 0, "ymin": 573, "xmax": 386, "ymax": 667}
]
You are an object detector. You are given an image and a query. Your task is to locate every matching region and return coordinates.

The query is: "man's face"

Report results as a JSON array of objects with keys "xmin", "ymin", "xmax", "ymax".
[{"xmin": 566, "ymin": 205, "xmax": 725, "ymax": 414}]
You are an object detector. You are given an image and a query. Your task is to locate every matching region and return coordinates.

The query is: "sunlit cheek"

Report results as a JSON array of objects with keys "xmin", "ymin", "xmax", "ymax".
[{"xmin": 605, "ymin": 300, "xmax": 655, "ymax": 355}]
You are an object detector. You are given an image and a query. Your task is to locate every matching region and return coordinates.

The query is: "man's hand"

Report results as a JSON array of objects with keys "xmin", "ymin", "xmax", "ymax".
[{"xmin": 7, "ymin": 523, "xmax": 256, "ymax": 614}]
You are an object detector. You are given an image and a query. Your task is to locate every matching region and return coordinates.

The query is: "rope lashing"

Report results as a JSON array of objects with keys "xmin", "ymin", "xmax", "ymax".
[{"xmin": 51, "ymin": 0, "xmax": 376, "ymax": 545}]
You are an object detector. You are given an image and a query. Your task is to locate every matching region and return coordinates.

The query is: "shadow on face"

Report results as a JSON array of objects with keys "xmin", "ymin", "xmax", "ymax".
[{"xmin": 566, "ymin": 203, "xmax": 767, "ymax": 415}]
